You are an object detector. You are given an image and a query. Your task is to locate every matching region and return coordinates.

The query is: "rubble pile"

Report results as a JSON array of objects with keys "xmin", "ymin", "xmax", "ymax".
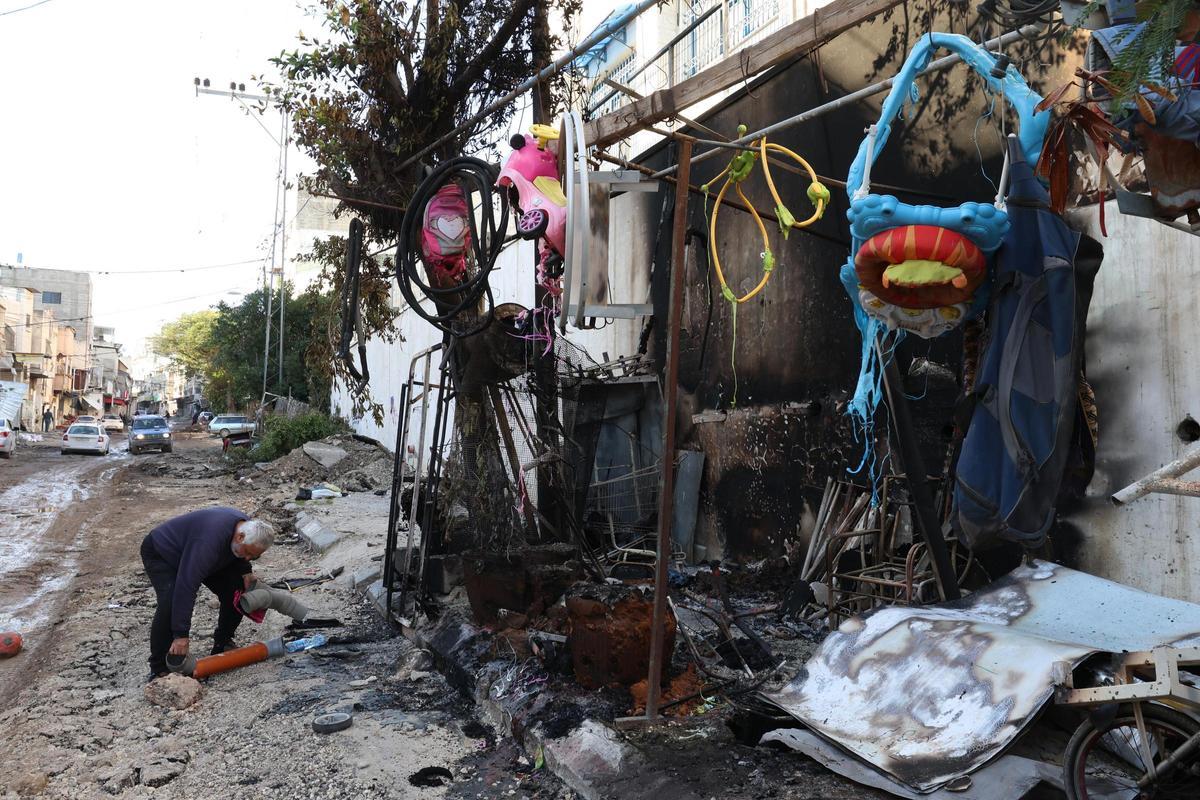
[{"xmin": 242, "ymin": 434, "xmax": 394, "ymax": 494}]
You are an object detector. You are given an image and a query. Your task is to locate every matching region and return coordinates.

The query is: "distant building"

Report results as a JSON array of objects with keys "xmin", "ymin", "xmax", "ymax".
[{"xmin": 0, "ymin": 264, "xmax": 94, "ymax": 347}]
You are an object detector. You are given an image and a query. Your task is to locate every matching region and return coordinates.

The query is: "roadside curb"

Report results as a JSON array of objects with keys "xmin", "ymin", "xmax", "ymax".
[{"xmin": 294, "ymin": 511, "xmax": 343, "ymax": 553}]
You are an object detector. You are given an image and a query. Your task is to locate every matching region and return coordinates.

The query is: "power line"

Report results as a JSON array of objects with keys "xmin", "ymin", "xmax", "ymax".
[
  {"xmin": 3, "ymin": 284, "xmax": 249, "ymax": 330},
  {"xmin": 0, "ymin": 0, "xmax": 54, "ymax": 16},
  {"xmin": 4, "ymin": 257, "xmax": 267, "ymax": 275}
]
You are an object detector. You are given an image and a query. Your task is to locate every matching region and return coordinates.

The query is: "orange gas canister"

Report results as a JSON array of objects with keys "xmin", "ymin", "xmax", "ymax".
[{"xmin": 0, "ymin": 632, "xmax": 23, "ymax": 657}]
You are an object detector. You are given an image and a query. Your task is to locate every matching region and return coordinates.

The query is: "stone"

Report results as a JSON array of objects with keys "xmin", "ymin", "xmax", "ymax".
[
  {"xmin": 139, "ymin": 760, "xmax": 185, "ymax": 788},
  {"xmin": 302, "ymin": 441, "xmax": 349, "ymax": 468},
  {"xmin": 143, "ymin": 674, "xmax": 203, "ymax": 710},
  {"xmin": 97, "ymin": 765, "xmax": 136, "ymax": 795},
  {"xmin": 144, "ymin": 725, "xmax": 162, "ymax": 737},
  {"xmin": 13, "ymin": 772, "xmax": 48, "ymax": 796}
]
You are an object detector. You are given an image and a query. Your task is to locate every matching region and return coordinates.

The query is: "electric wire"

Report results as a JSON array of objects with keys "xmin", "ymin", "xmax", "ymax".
[
  {"xmin": 0, "ymin": 0, "xmax": 53, "ymax": 16},
  {"xmin": 394, "ymin": 157, "xmax": 510, "ymax": 337}
]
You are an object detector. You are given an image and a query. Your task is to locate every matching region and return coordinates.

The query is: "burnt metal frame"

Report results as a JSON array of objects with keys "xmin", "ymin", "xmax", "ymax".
[
  {"xmin": 1055, "ymin": 646, "xmax": 1200, "ymax": 791},
  {"xmin": 383, "ymin": 343, "xmax": 450, "ymax": 621}
]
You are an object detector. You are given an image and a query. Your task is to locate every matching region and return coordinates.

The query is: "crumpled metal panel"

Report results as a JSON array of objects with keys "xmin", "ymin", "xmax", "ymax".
[{"xmin": 764, "ymin": 560, "xmax": 1200, "ymax": 793}]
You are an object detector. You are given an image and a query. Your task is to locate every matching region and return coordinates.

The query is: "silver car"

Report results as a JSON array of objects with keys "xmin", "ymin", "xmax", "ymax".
[
  {"xmin": 0, "ymin": 417, "xmax": 15, "ymax": 458},
  {"xmin": 208, "ymin": 414, "xmax": 256, "ymax": 438}
]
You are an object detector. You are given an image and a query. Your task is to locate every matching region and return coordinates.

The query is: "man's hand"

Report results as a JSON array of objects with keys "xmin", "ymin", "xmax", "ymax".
[
  {"xmin": 168, "ymin": 637, "xmax": 190, "ymax": 657},
  {"xmin": 242, "ymin": 573, "xmax": 257, "ymax": 591}
]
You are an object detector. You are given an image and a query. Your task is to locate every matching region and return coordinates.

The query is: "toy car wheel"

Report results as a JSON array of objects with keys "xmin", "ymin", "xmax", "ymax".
[
  {"xmin": 518, "ymin": 208, "xmax": 549, "ymax": 240},
  {"xmin": 164, "ymin": 446, "xmax": 173, "ymax": 453}
]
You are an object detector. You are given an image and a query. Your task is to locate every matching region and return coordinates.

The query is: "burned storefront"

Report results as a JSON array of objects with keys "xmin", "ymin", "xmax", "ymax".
[{"xmin": 331, "ymin": 1, "xmax": 1200, "ymax": 797}]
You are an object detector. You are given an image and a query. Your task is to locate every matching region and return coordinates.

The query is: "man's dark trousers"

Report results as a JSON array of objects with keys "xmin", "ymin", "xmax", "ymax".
[{"xmin": 140, "ymin": 534, "xmax": 244, "ymax": 673}]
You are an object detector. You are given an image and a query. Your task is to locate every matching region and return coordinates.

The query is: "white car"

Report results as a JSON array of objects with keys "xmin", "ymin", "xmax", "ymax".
[
  {"xmin": 101, "ymin": 414, "xmax": 125, "ymax": 432},
  {"xmin": 0, "ymin": 418, "xmax": 15, "ymax": 458},
  {"xmin": 208, "ymin": 414, "xmax": 256, "ymax": 438},
  {"xmin": 75, "ymin": 415, "xmax": 98, "ymax": 424},
  {"xmin": 62, "ymin": 424, "xmax": 110, "ymax": 455}
]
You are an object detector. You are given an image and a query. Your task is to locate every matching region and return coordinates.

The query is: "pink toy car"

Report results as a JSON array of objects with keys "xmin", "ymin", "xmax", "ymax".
[{"xmin": 497, "ymin": 126, "xmax": 567, "ymax": 259}]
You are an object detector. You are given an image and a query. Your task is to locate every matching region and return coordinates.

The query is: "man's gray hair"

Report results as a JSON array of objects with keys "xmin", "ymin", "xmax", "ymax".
[{"xmin": 239, "ymin": 519, "xmax": 277, "ymax": 549}]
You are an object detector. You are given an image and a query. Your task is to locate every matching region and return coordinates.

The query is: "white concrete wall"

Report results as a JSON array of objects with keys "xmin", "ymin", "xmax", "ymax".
[{"xmin": 1065, "ymin": 202, "xmax": 1200, "ymax": 602}]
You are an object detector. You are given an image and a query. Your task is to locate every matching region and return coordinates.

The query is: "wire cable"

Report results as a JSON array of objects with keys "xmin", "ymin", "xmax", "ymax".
[
  {"xmin": 395, "ymin": 157, "xmax": 510, "ymax": 337},
  {"xmin": 0, "ymin": 0, "xmax": 53, "ymax": 16}
]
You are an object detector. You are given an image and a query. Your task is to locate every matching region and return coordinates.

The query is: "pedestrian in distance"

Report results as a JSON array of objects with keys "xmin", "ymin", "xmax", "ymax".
[
  {"xmin": 42, "ymin": 406, "xmax": 53, "ymax": 433},
  {"xmin": 139, "ymin": 508, "xmax": 276, "ymax": 681}
]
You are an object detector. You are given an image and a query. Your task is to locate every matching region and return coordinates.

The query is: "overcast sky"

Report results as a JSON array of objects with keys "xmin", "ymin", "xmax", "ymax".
[{"xmin": 0, "ymin": 0, "xmax": 313, "ymax": 356}]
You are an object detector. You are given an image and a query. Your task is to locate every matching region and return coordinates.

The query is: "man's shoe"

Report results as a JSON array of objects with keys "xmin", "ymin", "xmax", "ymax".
[
  {"xmin": 210, "ymin": 639, "xmax": 236, "ymax": 655},
  {"xmin": 145, "ymin": 669, "xmax": 168, "ymax": 684}
]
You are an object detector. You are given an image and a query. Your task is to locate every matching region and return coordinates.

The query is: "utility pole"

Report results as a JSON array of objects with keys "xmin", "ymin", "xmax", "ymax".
[
  {"xmin": 193, "ymin": 77, "xmax": 289, "ymax": 404},
  {"xmin": 278, "ymin": 131, "xmax": 288, "ymax": 390}
]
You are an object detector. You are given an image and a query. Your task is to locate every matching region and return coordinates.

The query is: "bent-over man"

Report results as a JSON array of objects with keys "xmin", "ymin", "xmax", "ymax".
[{"xmin": 139, "ymin": 507, "xmax": 276, "ymax": 680}]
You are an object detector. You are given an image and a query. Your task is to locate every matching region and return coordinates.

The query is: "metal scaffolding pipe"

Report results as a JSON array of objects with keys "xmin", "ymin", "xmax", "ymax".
[
  {"xmin": 1112, "ymin": 446, "xmax": 1200, "ymax": 505},
  {"xmin": 651, "ymin": 25, "xmax": 1041, "ymax": 179},
  {"xmin": 586, "ymin": 3, "xmax": 721, "ymax": 115},
  {"xmin": 395, "ymin": 0, "xmax": 661, "ymax": 174}
]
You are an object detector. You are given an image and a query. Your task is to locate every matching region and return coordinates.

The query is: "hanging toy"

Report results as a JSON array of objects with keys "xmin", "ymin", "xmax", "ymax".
[
  {"xmin": 705, "ymin": 125, "xmax": 829, "ymax": 405},
  {"xmin": 497, "ymin": 124, "xmax": 567, "ymax": 261},
  {"xmin": 839, "ymin": 33, "xmax": 1048, "ymax": 483},
  {"xmin": 706, "ymin": 125, "xmax": 829, "ymax": 305},
  {"xmin": 420, "ymin": 183, "xmax": 473, "ymax": 288},
  {"xmin": 842, "ymin": 34, "xmax": 1048, "ymax": 340}
]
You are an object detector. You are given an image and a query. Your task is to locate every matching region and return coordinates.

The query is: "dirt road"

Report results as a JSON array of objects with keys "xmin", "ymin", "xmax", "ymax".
[{"xmin": 0, "ymin": 429, "xmax": 568, "ymax": 799}]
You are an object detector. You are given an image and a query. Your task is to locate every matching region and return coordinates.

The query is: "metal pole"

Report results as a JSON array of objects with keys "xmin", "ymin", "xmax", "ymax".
[
  {"xmin": 877, "ymin": 342, "xmax": 960, "ymax": 602},
  {"xmin": 261, "ymin": 112, "xmax": 286, "ymax": 402},
  {"xmin": 651, "ymin": 25, "xmax": 1039, "ymax": 179},
  {"xmin": 1113, "ymin": 446, "xmax": 1200, "ymax": 505},
  {"xmin": 261, "ymin": 269, "xmax": 274, "ymax": 400},
  {"xmin": 394, "ymin": 0, "xmax": 661, "ymax": 174},
  {"xmin": 278, "ymin": 112, "xmax": 288, "ymax": 388},
  {"xmin": 645, "ymin": 138, "xmax": 692, "ymax": 720},
  {"xmin": 384, "ymin": 379, "xmax": 410, "ymax": 618},
  {"xmin": 587, "ymin": 3, "xmax": 721, "ymax": 114},
  {"xmin": 400, "ymin": 344, "xmax": 441, "ymax": 615}
]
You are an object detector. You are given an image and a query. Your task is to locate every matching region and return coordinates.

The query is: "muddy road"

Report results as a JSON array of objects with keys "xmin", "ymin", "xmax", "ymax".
[
  {"xmin": 0, "ymin": 429, "xmax": 569, "ymax": 799},
  {"xmin": 0, "ymin": 438, "xmax": 125, "ymax": 637}
]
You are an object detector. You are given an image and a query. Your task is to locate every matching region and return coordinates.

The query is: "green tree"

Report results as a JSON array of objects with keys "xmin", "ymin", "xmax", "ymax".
[
  {"xmin": 153, "ymin": 285, "xmax": 331, "ymax": 412},
  {"xmin": 149, "ymin": 310, "xmax": 218, "ymax": 378}
]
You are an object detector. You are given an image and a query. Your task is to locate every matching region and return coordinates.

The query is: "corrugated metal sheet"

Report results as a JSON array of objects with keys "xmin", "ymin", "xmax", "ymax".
[
  {"xmin": 764, "ymin": 561, "xmax": 1200, "ymax": 793},
  {"xmin": 0, "ymin": 380, "xmax": 26, "ymax": 425}
]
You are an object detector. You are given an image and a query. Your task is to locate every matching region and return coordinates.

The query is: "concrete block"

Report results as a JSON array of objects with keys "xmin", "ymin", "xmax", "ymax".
[
  {"xmin": 364, "ymin": 579, "xmax": 386, "ymax": 616},
  {"xmin": 295, "ymin": 512, "xmax": 343, "ymax": 553},
  {"xmin": 302, "ymin": 440, "xmax": 348, "ymax": 468},
  {"xmin": 542, "ymin": 720, "xmax": 629, "ymax": 800},
  {"xmin": 351, "ymin": 563, "xmax": 382, "ymax": 591}
]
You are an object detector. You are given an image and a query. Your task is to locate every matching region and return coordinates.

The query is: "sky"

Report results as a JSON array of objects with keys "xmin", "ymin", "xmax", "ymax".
[{"xmin": 0, "ymin": 0, "xmax": 314, "ymax": 359}]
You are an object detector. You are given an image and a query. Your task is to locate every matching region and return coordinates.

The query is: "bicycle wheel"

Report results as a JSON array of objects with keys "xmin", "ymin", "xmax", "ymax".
[{"xmin": 1063, "ymin": 703, "xmax": 1200, "ymax": 799}]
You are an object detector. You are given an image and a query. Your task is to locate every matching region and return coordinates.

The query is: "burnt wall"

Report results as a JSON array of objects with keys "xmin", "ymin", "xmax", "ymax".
[{"xmin": 639, "ymin": 3, "xmax": 1080, "ymax": 562}]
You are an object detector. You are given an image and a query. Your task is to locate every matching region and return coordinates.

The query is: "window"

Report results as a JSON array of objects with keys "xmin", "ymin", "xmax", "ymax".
[{"xmin": 41, "ymin": 291, "xmax": 62, "ymax": 304}]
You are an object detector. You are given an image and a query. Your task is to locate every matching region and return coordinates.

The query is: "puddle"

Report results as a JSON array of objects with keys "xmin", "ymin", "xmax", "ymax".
[{"xmin": 0, "ymin": 464, "xmax": 94, "ymax": 632}]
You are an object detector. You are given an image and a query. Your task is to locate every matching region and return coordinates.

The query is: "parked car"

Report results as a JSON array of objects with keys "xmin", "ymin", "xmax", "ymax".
[
  {"xmin": 208, "ymin": 414, "xmax": 255, "ymax": 438},
  {"xmin": 0, "ymin": 418, "xmax": 15, "ymax": 458},
  {"xmin": 62, "ymin": 424, "xmax": 110, "ymax": 455},
  {"xmin": 75, "ymin": 415, "xmax": 98, "ymax": 424},
  {"xmin": 101, "ymin": 414, "xmax": 125, "ymax": 432},
  {"xmin": 198, "ymin": 411, "xmax": 214, "ymax": 425},
  {"xmin": 129, "ymin": 416, "xmax": 172, "ymax": 454}
]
